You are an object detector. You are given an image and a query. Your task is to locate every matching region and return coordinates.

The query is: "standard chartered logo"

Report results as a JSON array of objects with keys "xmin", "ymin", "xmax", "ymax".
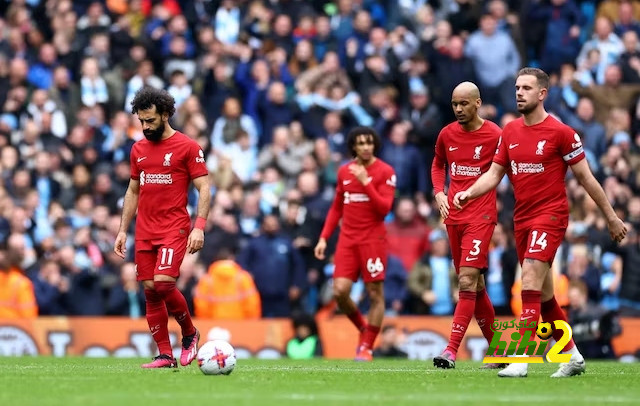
[
  {"xmin": 451, "ymin": 162, "xmax": 457, "ymax": 176},
  {"xmin": 511, "ymin": 160, "xmax": 545, "ymax": 175},
  {"xmin": 139, "ymin": 171, "xmax": 173, "ymax": 185}
]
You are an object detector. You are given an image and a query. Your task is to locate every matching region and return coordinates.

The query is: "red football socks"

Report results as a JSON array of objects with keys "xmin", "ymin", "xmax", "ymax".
[
  {"xmin": 541, "ymin": 296, "xmax": 576, "ymax": 352},
  {"xmin": 155, "ymin": 281, "xmax": 197, "ymax": 337},
  {"xmin": 361, "ymin": 324, "xmax": 381, "ymax": 349},
  {"xmin": 474, "ymin": 288, "xmax": 496, "ymax": 344},
  {"xmin": 519, "ymin": 290, "xmax": 542, "ymax": 338},
  {"xmin": 347, "ymin": 309, "xmax": 367, "ymax": 332},
  {"xmin": 446, "ymin": 290, "xmax": 476, "ymax": 356},
  {"xmin": 144, "ymin": 289, "xmax": 172, "ymax": 355}
]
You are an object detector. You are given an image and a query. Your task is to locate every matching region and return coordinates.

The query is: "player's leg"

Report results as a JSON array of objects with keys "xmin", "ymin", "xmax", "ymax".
[
  {"xmin": 152, "ymin": 236, "xmax": 199, "ymax": 366},
  {"xmin": 476, "ymin": 275, "xmax": 507, "ymax": 369},
  {"xmin": 465, "ymin": 224, "xmax": 498, "ymax": 346},
  {"xmin": 333, "ymin": 242, "xmax": 367, "ymax": 333},
  {"xmin": 136, "ymin": 243, "xmax": 175, "ymax": 368},
  {"xmin": 436, "ymin": 265, "xmax": 479, "ymax": 369},
  {"xmin": 541, "ymin": 270, "xmax": 586, "ymax": 377},
  {"xmin": 356, "ymin": 242, "xmax": 388, "ymax": 361},
  {"xmin": 500, "ymin": 225, "xmax": 555, "ymax": 377}
]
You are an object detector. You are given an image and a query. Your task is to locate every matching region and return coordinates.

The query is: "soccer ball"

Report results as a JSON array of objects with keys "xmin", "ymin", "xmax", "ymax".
[
  {"xmin": 536, "ymin": 322, "xmax": 554, "ymax": 340},
  {"xmin": 197, "ymin": 340, "xmax": 236, "ymax": 375}
]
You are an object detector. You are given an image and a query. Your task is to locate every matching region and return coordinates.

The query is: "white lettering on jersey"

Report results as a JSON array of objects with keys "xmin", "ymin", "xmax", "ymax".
[
  {"xmin": 140, "ymin": 172, "xmax": 173, "ymax": 185},
  {"xmin": 511, "ymin": 161, "xmax": 545, "ymax": 175},
  {"xmin": 563, "ymin": 146, "xmax": 584, "ymax": 162},
  {"xmin": 343, "ymin": 192, "xmax": 370, "ymax": 204},
  {"xmin": 195, "ymin": 149, "xmax": 205, "ymax": 163}
]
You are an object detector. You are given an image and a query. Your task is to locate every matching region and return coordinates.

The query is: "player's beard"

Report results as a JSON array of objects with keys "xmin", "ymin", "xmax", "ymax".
[
  {"xmin": 144, "ymin": 123, "xmax": 165, "ymax": 142},
  {"xmin": 517, "ymin": 100, "xmax": 538, "ymax": 115}
]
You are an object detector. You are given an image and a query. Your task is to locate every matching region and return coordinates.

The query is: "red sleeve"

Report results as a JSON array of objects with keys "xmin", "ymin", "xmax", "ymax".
[
  {"xmin": 320, "ymin": 170, "xmax": 344, "ymax": 240},
  {"xmin": 130, "ymin": 144, "xmax": 140, "ymax": 180},
  {"xmin": 492, "ymin": 134, "xmax": 507, "ymax": 167},
  {"xmin": 186, "ymin": 140, "xmax": 209, "ymax": 179},
  {"xmin": 363, "ymin": 165, "xmax": 396, "ymax": 217},
  {"xmin": 431, "ymin": 129, "xmax": 447, "ymax": 195},
  {"xmin": 559, "ymin": 127, "xmax": 586, "ymax": 165}
]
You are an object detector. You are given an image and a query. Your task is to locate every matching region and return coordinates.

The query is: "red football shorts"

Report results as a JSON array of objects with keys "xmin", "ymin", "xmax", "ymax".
[
  {"xmin": 333, "ymin": 239, "xmax": 388, "ymax": 283},
  {"xmin": 135, "ymin": 234, "xmax": 188, "ymax": 281},
  {"xmin": 446, "ymin": 223, "xmax": 495, "ymax": 273},
  {"xmin": 514, "ymin": 223, "xmax": 566, "ymax": 265}
]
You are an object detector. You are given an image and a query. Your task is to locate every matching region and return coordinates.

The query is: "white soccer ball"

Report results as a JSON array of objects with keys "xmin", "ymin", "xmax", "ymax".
[{"xmin": 197, "ymin": 340, "xmax": 236, "ymax": 375}]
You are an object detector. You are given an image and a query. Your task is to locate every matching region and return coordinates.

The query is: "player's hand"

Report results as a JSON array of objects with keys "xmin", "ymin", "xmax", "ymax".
[
  {"xmin": 435, "ymin": 192, "xmax": 450, "ymax": 219},
  {"xmin": 453, "ymin": 190, "xmax": 471, "ymax": 210},
  {"xmin": 608, "ymin": 217, "xmax": 627, "ymax": 243},
  {"xmin": 187, "ymin": 228, "xmax": 205, "ymax": 254},
  {"xmin": 349, "ymin": 164, "xmax": 369, "ymax": 185},
  {"xmin": 314, "ymin": 238, "xmax": 327, "ymax": 260},
  {"xmin": 114, "ymin": 232, "xmax": 127, "ymax": 259}
]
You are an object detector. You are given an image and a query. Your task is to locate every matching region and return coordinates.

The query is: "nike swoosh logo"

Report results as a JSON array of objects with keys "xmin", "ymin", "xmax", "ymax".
[
  {"xmin": 509, "ymin": 144, "xmax": 519, "ymax": 149},
  {"xmin": 465, "ymin": 257, "xmax": 478, "ymax": 261},
  {"xmin": 137, "ymin": 157, "xmax": 147, "ymax": 162},
  {"xmin": 449, "ymin": 147, "xmax": 459, "ymax": 151},
  {"xmin": 521, "ymin": 316, "xmax": 533, "ymax": 320},
  {"xmin": 158, "ymin": 265, "xmax": 172, "ymax": 270},
  {"xmin": 343, "ymin": 180, "xmax": 352, "ymax": 185}
]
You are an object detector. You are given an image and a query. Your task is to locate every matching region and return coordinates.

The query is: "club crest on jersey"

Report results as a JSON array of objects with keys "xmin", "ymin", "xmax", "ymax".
[
  {"xmin": 536, "ymin": 140, "xmax": 547, "ymax": 155},
  {"xmin": 163, "ymin": 152, "xmax": 173, "ymax": 166},
  {"xmin": 474, "ymin": 145, "xmax": 482, "ymax": 160}
]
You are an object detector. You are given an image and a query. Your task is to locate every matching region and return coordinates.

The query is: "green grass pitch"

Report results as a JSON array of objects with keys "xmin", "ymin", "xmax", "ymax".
[{"xmin": 1, "ymin": 358, "xmax": 638, "ymax": 406}]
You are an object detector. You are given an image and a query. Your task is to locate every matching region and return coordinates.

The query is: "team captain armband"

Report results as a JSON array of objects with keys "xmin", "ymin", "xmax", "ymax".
[{"xmin": 194, "ymin": 217, "xmax": 206, "ymax": 230}]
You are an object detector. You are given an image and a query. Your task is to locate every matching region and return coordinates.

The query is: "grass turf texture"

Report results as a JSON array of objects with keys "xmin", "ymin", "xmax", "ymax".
[{"xmin": 1, "ymin": 358, "xmax": 638, "ymax": 406}]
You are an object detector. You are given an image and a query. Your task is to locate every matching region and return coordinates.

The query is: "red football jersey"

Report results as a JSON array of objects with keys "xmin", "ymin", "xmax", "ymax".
[
  {"xmin": 320, "ymin": 159, "xmax": 396, "ymax": 243},
  {"xmin": 493, "ymin": 115, "xmax": 585, "ymax": 225},
  {"xmin": 130, "ymin": 131, "xmax": 208, "ymax": 240},
  {"xmin": 432, "ymin": 120, "xmax": 501, "ymax": 225}
]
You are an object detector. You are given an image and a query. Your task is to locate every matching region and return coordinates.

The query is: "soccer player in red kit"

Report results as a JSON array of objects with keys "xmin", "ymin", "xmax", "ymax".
[
  {"xmin": 314, "ymin": 127, "xmax": 396, "ymax": 361},
  {"xmin": 431, "ymin": 82, "xmax": 503, "ymax": 369},
  {"xmin": 114, "ymin": 87, "xmax": 211, "ymax": 368},
  {"xmin": 454, "ymin": 68, "xmax": 627, "ymax": 378}
]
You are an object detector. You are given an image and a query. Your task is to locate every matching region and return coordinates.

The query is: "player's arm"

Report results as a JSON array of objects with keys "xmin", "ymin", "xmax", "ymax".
[
  {"xmin": 431, "ymin": 133, "xmax": 449, "ymax": 218},
  {"xmin": 453, "ymin": 162, "xmax": 505, "ymax": 209},
  {"xmin": 570, "ymin": 159, "xmax": 627, "ymax": 242},
  {"xmin": 187, "ymin": 174, "xmax": 211, "ymax": 254},
  {"xmin": 114, "ymin": 179, "xmax": 140, "ymax": 259},
  {"xmin": 349, "ymin": 164, "xmax": 395, "ymax": 216},
  {"xmin": 315, "ymin": 178, "xmax": 344, "ymax": 260}
]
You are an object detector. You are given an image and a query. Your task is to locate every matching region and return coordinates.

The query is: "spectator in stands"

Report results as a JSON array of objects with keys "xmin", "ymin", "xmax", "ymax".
[
  {"xmin": 194, "ymin": 249, "xmax": 261, "ymax": 320},
  {"xmin": 386, "ymin": 197, "xmax": 431, "ymax": 272},
  {"xmin": 286, "ymin": 312, "xmax": 323, "ymax": 359},
  {"xmin": 0, "ymin": 247, "xmax": 37, "ymax": 318},
  {"xmin": 106, "ymin": 261, "xmax": 145, "ymax": 317},
  {"xmin": 373, "ymin": 324, "xmax": 408, "ymax": 358},
  {"xmin": 407, "ymin": 229, "xmax": 457, "ymax": 315},
  {"xmin": 237, "ymin": 214, "xmax": 306, "ymax": 317}
]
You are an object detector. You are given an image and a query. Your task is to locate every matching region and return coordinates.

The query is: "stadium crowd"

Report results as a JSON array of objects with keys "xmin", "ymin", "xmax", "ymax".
[{"xmin": 0, "ymin": 0, "xmax": 639, "ymax": 346}]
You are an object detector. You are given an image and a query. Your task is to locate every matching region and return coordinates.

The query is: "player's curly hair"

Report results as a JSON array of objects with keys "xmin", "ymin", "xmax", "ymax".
[
  {"xmin": 130, "ymin": 87, "xmax": 176, "ymax": 117},
  {"xmin": 346, "ymin": 126, "xmax": 382, "ymax": 158}
]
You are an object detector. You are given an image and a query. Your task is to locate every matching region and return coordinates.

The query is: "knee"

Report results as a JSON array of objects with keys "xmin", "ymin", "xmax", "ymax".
[
  {"xmin": 458, "ymin": 272, "xmax": 478, "ymax": 292},
  {"xmin": 154, "ymin": 280, "xmax": 176, "ymax": 297},
  {"xmin": 366, "ymin": 284, "xmax": 384, "ymax": 304},
  {"xmin": 332, "ymin": 281, "xmax": 351, "ymax": 300}
]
